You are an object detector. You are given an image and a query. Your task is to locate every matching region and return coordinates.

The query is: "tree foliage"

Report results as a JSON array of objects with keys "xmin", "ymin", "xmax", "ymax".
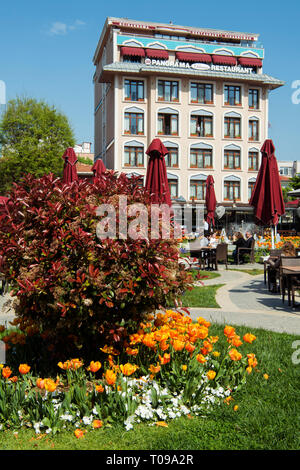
[{"xmin": 0, "ymin": 97, "xmax": 75, "ymax": 194}]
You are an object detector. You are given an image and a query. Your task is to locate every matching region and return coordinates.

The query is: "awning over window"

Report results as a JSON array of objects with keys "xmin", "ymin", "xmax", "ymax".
[
  {"xmin": 120, "ymin": 47, "xmax": 145, "ymax": 57},
  {"xmin": 238, "ymin": 57, "xmax": 262, "ymax": 67},
  {"xmin": 146, "ymin": 48, "xmax": 169, "ymax": 59},
  {"xmin": 176, "ymin": 52, "xmax": 212, "ymax": 63},
  {"xmin": 212, "ymin": 55, "xmax": 237, "ymax": 66}
]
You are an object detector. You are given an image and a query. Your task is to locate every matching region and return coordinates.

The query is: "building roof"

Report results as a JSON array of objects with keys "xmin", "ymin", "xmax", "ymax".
[{"xmin": 100, "ymin": 62, "xmax": 284, "ymax": 89}]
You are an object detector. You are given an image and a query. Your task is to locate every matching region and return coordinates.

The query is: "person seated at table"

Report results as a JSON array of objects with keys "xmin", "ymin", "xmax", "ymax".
[
  {"xmin": 266, "ymin": 241, "xmax": 296, "ymax": 292},
  {"xmin": 208, "ymin": 232, "xmax": 218, "ymax": 248},
  {"xmin": 232, "ymin": 232, "xmax": 246, "ymax": 264}
]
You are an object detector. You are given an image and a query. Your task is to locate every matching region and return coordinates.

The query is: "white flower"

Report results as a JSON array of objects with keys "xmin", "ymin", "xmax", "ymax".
[
  {"xmin": 46, "ymin": 428, "xmax": 52, "ymax": 434},
  {"xmin": 82, "ymin": 416, "xmax": 93, "ymax": 426}
]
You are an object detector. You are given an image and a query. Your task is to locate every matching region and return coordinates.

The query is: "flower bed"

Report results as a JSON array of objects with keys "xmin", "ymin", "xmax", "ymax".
[{"xmin": 0, "ymin": 310, "xmax": 258, "ymax": 437}]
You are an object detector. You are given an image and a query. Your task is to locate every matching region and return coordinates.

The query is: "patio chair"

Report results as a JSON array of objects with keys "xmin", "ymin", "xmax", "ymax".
[
  {"xmin": 264, "ymin": 249, "xmax": 281, "ymax": 290},
  {"xmin": 209, "ymin": 243, "xmax": 228, "ymax": 271},
  {"xmin": 279, "ymin": 257, "xmax": 300, "ymax": 305},
  {"xmin": 237, "ymin": 239, "xmax": 255, "ymax": 265}
]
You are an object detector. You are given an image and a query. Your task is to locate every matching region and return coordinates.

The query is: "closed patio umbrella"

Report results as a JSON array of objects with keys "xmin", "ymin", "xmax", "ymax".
[
  {"xmin": 145, "ymin": 138, "xmax": 172, "ymax": 206},
  {"xmin": 62, "ymin": 148, "xmax": 78, "ymax": 183},
  {"xmin": 249, "ymin": 139, "xmax": 285, "ymax": 248},
  {"xmin": 92, "ymin": 159, "xmax": 106, "ymax": 183},
  {"xmin": 205, "ymin": 175, "xmax": 217, "ymax": 229}
]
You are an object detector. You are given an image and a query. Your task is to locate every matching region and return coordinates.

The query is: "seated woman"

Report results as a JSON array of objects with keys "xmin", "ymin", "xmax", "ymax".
[
  {"xmin": 232, "ymin": 232, "xmax": 246, "ymax": 264},
  {"xmin": 266, "ymin": 241, "xmax": 296, "ymax": 292}
]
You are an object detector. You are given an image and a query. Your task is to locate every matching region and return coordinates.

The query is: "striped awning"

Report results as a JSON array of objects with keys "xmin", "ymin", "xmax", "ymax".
[
  {"xmin": 120, "ymin": 47, "xmax": 145, "ymax": 57},
  {"xmin": 238, "ymin": 57, "xmax": 262, "ymax": 67},
  {"xmin": 212, "ymin": 55, "xmax": 237, "ymax": 66},
  {"xmin": 146, "ymin": 48, "xmax": 169, "ymax": 59}
]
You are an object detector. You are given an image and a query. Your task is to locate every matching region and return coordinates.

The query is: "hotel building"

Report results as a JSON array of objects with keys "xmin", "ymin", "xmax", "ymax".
[{"xmin": 93, "ymin": 17, "xmax": 284, "ymax": 223}]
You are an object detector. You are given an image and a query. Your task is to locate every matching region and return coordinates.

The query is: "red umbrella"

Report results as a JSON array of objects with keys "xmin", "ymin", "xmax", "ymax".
[
  {"xmin": 62, "ymin": 148, "xmax": 78, "ymax": 183},
  {"xmin": 145, "ymin": 138, "xmax": 172, "ymax": 206},
  {"xmin": 92, "ymin": 159, "xmax": 106, "ymax": 183},
  {"xmin": 205, "ymin": 175, "xmax": 217, "ymax": 228},
  {"xmin": 249, "ymin": 139, "xmax": 285, "ymax": 246}
]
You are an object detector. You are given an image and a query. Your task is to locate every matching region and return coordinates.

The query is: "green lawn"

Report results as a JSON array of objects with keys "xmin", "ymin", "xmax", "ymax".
[
  {"xmin": 181, "ymin": 284, "xmax": 224, "ymax": 308},
  {"xmin": 1, "ymin": 324, "xmax": 299, "ymax": 450}
]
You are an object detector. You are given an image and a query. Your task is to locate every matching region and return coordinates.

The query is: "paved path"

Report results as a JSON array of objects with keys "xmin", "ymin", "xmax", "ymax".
[{"xmin": 189, "ymin": 264, "xmax": 300, "ymax": 335}]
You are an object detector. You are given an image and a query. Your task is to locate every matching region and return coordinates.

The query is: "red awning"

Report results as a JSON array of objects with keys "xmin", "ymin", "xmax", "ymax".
[
  {"xmin": 120, "ymin": 46, "xmax": 145, "ymax": 57},
  {"xmin": 146, "ymin": 48, "xmax": 169, "ymax": 59},
  {"xmin": 212, "ymin": 55, "xmax": 237, "ymax": 66},
  {"xmin": 238, "ymin": 57, "xmax": 262, "ymax": 67},
  {"xmin": 176, "ymin": 52, "xmax": 212, "ymax": 63}
]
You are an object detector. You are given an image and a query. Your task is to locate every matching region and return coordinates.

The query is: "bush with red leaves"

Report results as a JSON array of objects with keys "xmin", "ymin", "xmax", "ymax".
[{"xmin": 0, "ymin": 172, "xmax": 192, "ymax": 360}]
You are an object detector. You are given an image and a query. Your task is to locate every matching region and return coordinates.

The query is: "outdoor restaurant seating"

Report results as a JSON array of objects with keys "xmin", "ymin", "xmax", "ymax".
[
  {"xmin": 209, "ymin": 243, "xmax": 228, "ymax": 271},
  {"xmin": 237, "ymin": 239, "xmax": 255, "ymax": 265},
  {"xmin": 264, "ymin": 249, "xmax": 282, "ymax": 292},
  {"xmin": 279, "ymin": 256, "xmax": 300, "ymax": 307}
]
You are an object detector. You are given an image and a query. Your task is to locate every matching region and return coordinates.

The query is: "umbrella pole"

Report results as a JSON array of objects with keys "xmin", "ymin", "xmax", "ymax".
[{"xmin": 271, "ymin": 226, "xmax": 275, "ymax": 249}]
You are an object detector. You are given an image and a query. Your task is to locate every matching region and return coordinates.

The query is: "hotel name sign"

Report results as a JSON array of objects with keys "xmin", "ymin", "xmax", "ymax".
[{"xmin": 144, "ymin": 58, "xmax": 255, "ymax": 74}]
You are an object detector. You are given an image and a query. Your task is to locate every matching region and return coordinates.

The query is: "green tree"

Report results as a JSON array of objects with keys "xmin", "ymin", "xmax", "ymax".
[{"xmin": 0, "ymin": 97, "xmax": 75, "ymax": 194}]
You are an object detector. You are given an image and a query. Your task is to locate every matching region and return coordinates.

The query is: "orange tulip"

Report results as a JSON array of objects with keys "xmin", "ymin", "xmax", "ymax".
[
  {"xmin": 243, "ymin": 333, "xmax": 256, "ymax": 344},
  {"xmin": 224, "ymin": 325, "xmax": 236, "ymax": 339},
  {"xmin": 207, "ymin": 370, "xmax": 216, "ymax": 380},
  {"xmin": 229, "ymin": 348, "xmax": 242, "ymax": 361},
  {"xmin": 120, "ymin": 363, "xmax": 138, "ymax": 376},
  {"xmin": 2, "ymin": 367, "xmax": 12, "ymax": 379},
  {"xmin": 74, "ymin": 429, "xmax": 85, "ymax": 439},
  {"xmin": 230, "ymin": 335, "xmax": 243, "ymax": 348},
  {"xmin": 196, "ymin": 354, "xmax": 206, "ymax": 364},
  {"xmin": 87, "ymin": 361, "xmax": 101, "ymax": 373},
  {"xmin": 185, "ymin": 342, "xmax": 195, "ymax": 353},
  {"xmin": 158, "ymin": 353, "xmax": 171, "ymax": 365},
  {"xmin": 149, "ymin": 363, "xmax": 161, "ymax": 374},
  {"xmin": 172, "ymin": 339, "xmax": 185, "ymax": 351},
  {"xmin": 92, "ymin": 419, "xmax": 103, "ymax": 429},
  {"xmin": 36, "ymin": 378, "xmax": 45, "ymax": 389},
  {"xmin": 19, "ymin": 364, "xmax": 31, "ymax": 375},
  {"xmin": 104, "ymin": 369, "xmax": 117, "ymax": 386},
  {"xmin": 44, "ymin": 378, "xmax": 57, "ymax": 392},
  {"xmin": 247, "ymin": 353, "xmax": 258, "ymax": 368}
]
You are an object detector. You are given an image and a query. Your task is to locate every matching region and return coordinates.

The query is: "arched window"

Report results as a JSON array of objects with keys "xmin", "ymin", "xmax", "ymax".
[
  {"xmin": 190, "ymin": 143, "xmax": 213, "ymax": 168},
  {"xmin": 190, "ymin": 110, "xmax": 213, "ymax": 137},
  {"xmin": 190, "ymin": 174, "xmax": 207, "ymax": 201},
  {"xmin": 224, "ymin": 175, "xmax": 241, "ymax": 201}
]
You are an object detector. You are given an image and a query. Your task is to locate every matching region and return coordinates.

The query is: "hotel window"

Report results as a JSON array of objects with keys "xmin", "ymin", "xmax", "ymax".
[
  {"xmin": 249, "ymin": 89, "xmax": 259, "ymax": 109},
  {"xmin": 124, "ymin": 111, "xmax": 144, "ymax": 135},
  {"xmin": 190, "ymin": 143, "xmax": 213, "ymax": 169},
  {"xmin": 164, "ymin": 142, "xmax": 179, "ymax": 168},
  {"xmin": 248, "ymin": 178, "xmax": 256, "ymax": 200},
  {"xmin": 191, "ymin": 111, "xmax": 213, "ymax": 137},
  {"xmin": 248, "ymin": 149, "xmax": 259, "ymax": 171},
  {"xmin": 158, "ymin": 80, "xmax": 179, "ymax": 102},
  {"xmin": 190, "ymin": 176, "xmax": 207, "ymax": 201},
  {"xmin": 124, "ymin": 79, "xmax": 144, "ymax": 101},
  {"xmin": 224, "ymin": 146, "xmax": 241, "ymax": 170},
  {"xmin": 224, "ymin": 85, "xmax": 241, "ymax": 106},
  {"xmin": 224, "ymin": 113, "xmax": 241, "ymax": 139},
  {"xmin": 190, "ymin": 82, "xmax": 213, "ymax": 104},
  {"xmin": 158, "ymin": 109, "xmax": 178, "ymax": 136},
  {"xmin": 124, "ymin": 144, "xmax": 144, "ymax": 167},
  {"xmin": 167, "ymin": 174, "xmax": 178, "ymax": 198},
  {"xmin": 249, "ymin": 118, "xmax": 259, "ymax": 141},
  {"xmin": 224, "ymin": 176, "xmax": 241, "ymax": 201}
]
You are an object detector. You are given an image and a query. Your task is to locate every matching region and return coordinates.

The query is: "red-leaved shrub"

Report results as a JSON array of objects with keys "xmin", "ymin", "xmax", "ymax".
[{"xmin": 0, "ymin": 172, "xmax": 192, "ymax": 360}]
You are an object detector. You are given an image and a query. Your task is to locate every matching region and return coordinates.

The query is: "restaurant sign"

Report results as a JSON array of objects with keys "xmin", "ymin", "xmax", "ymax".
[{"xmin": 144, "ymin": 58, "xmax": 255, "ymax": 74}]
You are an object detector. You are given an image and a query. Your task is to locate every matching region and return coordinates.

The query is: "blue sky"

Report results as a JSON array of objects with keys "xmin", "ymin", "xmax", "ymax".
[{"xmin": 1, "ymin": 0, "xmax": 299, "ymax": 161}]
